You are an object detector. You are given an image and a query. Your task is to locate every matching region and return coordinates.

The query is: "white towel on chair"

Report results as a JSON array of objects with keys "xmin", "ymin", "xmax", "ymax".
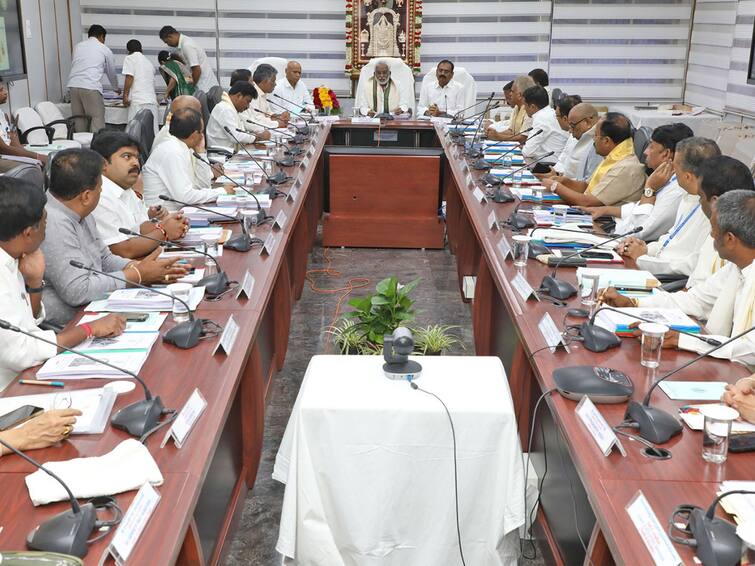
[{"xmin": 25, "ymin": 439, "xmax": 163, "ymax": 506}]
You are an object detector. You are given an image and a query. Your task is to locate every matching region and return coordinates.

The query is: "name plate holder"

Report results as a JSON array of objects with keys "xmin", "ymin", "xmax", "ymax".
[
  {"xmin": 511, "ymin": 272, "xmax": 539, "ymax": 302},
  {"xmin": 472, "ymin": 186, "xmax": 487, "ymax": 204},
  {"xmin": 212, "ymin": 314, "xmax": 240, "ymax": 356},
  {"xmin": 99, "ymin": 483, "xmax": 161, "ymax": 566},
  {"xmin": 575, "ymin": 396, "xmax": 626, "ymax": 457},
  {"xmin": 488, "ymin": 211, "xmax": 499, "ymax": 231},
  {"xmin": 538, "ymin": 312, "xmax": 570, "ymax": 353},
  {"xmin": 236, "ymin": 270, "xmax": 255, "ymax": 300},
  {"xmin": 260, "ymin": 232, "xmax": 276, "ymax": 256},
  {"xmin": 625, "ymin": 491, "xmax": 683, "ymax": 566},
  {"xmin": 273, "ymin": 210, "xmax": 288, "ymax": 231},
  {"xmin": 161, "ymin": 388, "xmax": 207, "ymax": 449},
  {"xmin": 299, "ymin": 156, "xmax": 311, "ymax": 170},
  {"xmin": 498, "ymin": 235, "xmax": 513, "ymax": 260},
  {"xmin": 286, "ymin": 183, "xmax": 300, "ymax": 203}
]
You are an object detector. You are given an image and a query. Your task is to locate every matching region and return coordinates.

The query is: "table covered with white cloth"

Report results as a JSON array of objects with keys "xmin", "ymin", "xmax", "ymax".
[
  {"xmin": 274, "ymin": 355, "xmax": 525, "ymax": 566},
  {"xmin": 609, "ymin": 104, "xmax": 720, "ymax": 136}
]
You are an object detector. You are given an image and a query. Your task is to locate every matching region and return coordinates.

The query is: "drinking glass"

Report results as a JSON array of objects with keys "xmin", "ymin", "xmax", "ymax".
[
  {"xmin": 512, "ymin": 170, "xmax": 523, "ymax": 189},
  {"xmin": 201, "ymin": 234, "xmax": 220, "ymax": 276},
  {"xmin": 552, "ymin": 204, "xmax": 569, "ymax": 225},
  {"xmin": 167, "ymin": 283, "xmax": 193, "ymax": 323},
  {"xmin": 701, "ymin": 405, "xmax": 739, "ymax": 464},
  {"xmin": 240, "ymin": 209, "xmax": 259, "ymax": 237},
  {"xmin": 579, "ymin": 274, "xmax": 601, "ymax": 308},
  {"xmin": 639, "ymin": 322, "xmax": 668, "ymax": 369},
  {"xmin": 531, "ymin": 185, "xmax": 544, "ymax": 209},
  {"xmin": 512, "ymin": 234, "xmax": 531, "ymax": 267}
]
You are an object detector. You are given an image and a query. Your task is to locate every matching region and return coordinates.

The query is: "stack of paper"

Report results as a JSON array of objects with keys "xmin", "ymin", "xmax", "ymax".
[
  {"xmin": 593, "ymin": 307, "xmax": 701, "ymax": 335},
  {"xmin": 488, "ymin": 168, "xmax": 539, "ymax": 185},
  {"xmin": 37, "ymin": 351, "xmax": 151, "ymax": 379},
  {"xmin": 718, "ymin": 482, "xmax": 755, "ymax": 524},
  {"xmin": 680, "ymin": 406, "xmax": 755, "ymax": 433},
  {"xmin": 576, "ymin": 267, "xmax": 659, "ymax": 290},
  {"xmin": 532, "ymin": 210, "xmax": 594, "ymax": 228},
  {"xmin": 182, "ymin": 206, "xmax": 238, "ymax": 223},
  {"xmin": 92, "ymin": 286, "xmax": 205, "ymax": 312},
  {"xmin": 78, "ymin": 312, "xmax": 168, "ymax": 333},
  {"xmin": 216, "ymin": 193, "xmax": 271, "ymax": 209},
  {"xmin": 179, "ymin": 226, "xmax": 224, "ymax": 246}
]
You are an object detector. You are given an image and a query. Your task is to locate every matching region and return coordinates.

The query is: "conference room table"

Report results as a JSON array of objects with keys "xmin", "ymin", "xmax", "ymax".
[{"xmin": 0, "ymin": 118, "xmax": 751, "ymax": 566}]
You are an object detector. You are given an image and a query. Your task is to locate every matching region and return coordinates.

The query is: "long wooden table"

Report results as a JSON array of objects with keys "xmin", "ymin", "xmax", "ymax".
[{"xmin": 0, "ymin": 120, "xmax": 750, "ymax": 566}]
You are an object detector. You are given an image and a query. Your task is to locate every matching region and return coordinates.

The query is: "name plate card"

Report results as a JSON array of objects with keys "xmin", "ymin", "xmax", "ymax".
[
  {"xmin": 103, "ymin": 483, "xmax": 161, "ymax": 566},
  {"xmin": 575, "ymin": 396, "xmax": 626, "ymax": 457},
  {"xmin": 212, "ymin": 314, "xmax": 240, "ymax": 356},
  {"xmin": 472, "ymin": 187, "xmax": 487, "ymax": 204},
  {"xmin": 161, "ymin": 388, "xmax": 207, "ymax": 449},
  {"xmin": 299, "ymin": 156, "xmax": 311, "ymax": 169},
  {"xmin": 273, "ymin": 210, "xmax": 288, "ymax": 231},
  {"xmin": 498, "ymin": 235, "xmax": 513, "ymax": 260},
  {"xmin": 625, "ymin": 491, "xmax": 683, "ymax": 566},
  {"xmin": 488, "ymin": 211, "xmax": 499, "ymax": 231},
  {"xmin": 260, "ymin": 232, "xmax": 276, "ymax": 256},
  {"xmin": 538, "ymin": 312, "xmax": 570, "ymax": 353},
  {"xmin": 511, "ymin": 272, "xmax": 539, "ymax": 302},
  {"xmin": 236, "ymin": 270, "xmax": 255, "ymax": 300},
  {"xmin": 351, "ymin": 117, "xmax": 381, "ymax": 124},
  {"xmin": 286, "ymin": 184, "xmax": 300, "ymax": 203}
]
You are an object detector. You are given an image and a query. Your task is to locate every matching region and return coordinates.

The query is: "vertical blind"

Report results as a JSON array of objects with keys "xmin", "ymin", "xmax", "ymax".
[{"xmin": 724, "ymin": 0, "xmax": 755, "ymax": 113}]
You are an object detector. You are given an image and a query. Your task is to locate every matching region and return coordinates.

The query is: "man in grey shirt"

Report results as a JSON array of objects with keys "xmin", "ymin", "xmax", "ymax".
[{"xmin": 42, "ymin": 149, "xmax": 186, "ymax": 327}]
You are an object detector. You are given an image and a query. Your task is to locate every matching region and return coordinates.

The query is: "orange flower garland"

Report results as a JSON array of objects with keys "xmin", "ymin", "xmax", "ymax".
[{"xmin": 313, "ymin": 86, "xmax": 341, "ymax": 114}]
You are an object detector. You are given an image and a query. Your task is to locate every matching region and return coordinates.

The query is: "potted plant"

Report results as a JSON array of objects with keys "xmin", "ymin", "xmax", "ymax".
[
  {"xmin": 413, "ymin": 324, "xmax": 463, "ymax": 355},
  {"xmin": 325, "ymin": 319, "xmax": 368, "ymax": 355}
]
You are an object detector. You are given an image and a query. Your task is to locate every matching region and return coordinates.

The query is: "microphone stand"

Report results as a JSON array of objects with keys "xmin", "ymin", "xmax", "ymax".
[
  {"xmin": 621, "ymin": 324, "xmax": 755, "ymax": 444},
  {"xmin": 245, "ymin": 119, "xmax": 305, "ymax": 154},
  {"xmin": 268, "ymin": 97, "xmax": 311, "ymax": 136},
  {"xmin": 236, "ymin": 127, "xmax": 299, "ymax": 167},
  {"xmin": 463, "ymin": 101, "xmax": 501, "ymax": 157},
  {"xmin": 451, "ymin": 91, "xmax": 496, "ymax": 124},
  {"xmin": 158, "ymin": 194, "xmax": 263, "ymax": 251},
  {"xmin": 218, "ymin": 128, "xmax": 290, "ymax": 195},
  {"xmin": 486, "ymin": 152, "xmax": 555, "ymax": 204},
  {"xmin": 68, "ymin": 260, "xmax": 204, "ymax": 350},
  {"xmin": 118, "ymin": 228, "xmax": 230, "ymax": 298},
  {"xmin": 470, "ymin": 129, "xmax": 536, "ymax": 171},
  {"xmin": 539, "ymin": 226, "xmax": 642, "ymax": 300},
  {"xmin": 271, "ymin": 92, "xmax": 316, "ymax": 129},
  {"xmin": 0, "ymin": 318, "xmax": 167, "ymax": 438}
]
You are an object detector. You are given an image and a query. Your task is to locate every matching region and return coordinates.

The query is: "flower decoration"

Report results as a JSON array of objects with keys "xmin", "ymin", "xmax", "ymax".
[{"xmin": 313, "ymin": 86, "xmax": 342, "ymax": 114}]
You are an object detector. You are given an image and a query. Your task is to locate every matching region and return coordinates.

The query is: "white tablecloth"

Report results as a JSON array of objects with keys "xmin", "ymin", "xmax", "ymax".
[
  {"xmin": 274, "ymin": 355, "xmax": 525, "ymax": 566},
  {"xmin": 609, "ymin": 104, "xmax": 720, "ymax": 136}
]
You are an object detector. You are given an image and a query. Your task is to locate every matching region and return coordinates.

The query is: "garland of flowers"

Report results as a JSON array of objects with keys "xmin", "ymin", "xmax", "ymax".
[{"xmin": 313, "ymin": 86, "xmax": 341, "ymax": 114}]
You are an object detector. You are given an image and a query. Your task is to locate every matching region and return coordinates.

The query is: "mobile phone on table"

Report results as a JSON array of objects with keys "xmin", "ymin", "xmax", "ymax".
[
  {"xmin": 729, "ymin": 432, "xmax": 755, "ymax": 453},
  {"xmin": 0, "ymin": 405, "xmax": 44, "ymax": 431},
  {"xmin": 123, "ymin": 312, "xmax": 149, "ymax": 322}
]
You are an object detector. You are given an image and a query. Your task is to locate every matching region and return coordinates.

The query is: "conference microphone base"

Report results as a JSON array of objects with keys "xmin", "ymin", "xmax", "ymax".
[
  {"xmin": 540, "ymin": 274, "xmax": 578, "ymax": 300},
  {"xmin": 27, "ymin": 502, "xmax": 97, "ymax": 557},
  {"xmin": 197, "ymin": 271, "xmax": 230, "ymax": 298},
  {"xmin": 225, "ymin": 233, "xmax": 252, "ymax": 252},
  {"xmin": 506, "ymin": 212, "xmax": 535, "ymax": 230},
  {"xmin": 286, "ymin": 147, "xmax": 305, "ymax": 156},
  {"xmin": 275, "ymin": 158, "xmax": 296, "ymax": 168},
  {"xmin": 624, "ymin": 401, "xmax": 683, "ymax": 444},
  {"xmin": 492, "ymin": 188, "xmax": 514, "ymax": 203},
  {"xmin": 528, "ymin": 241, "xmax": 550, "ymax": 258},
  {"xmin": 481, "ymin": 173, "xmax": 502, "ymax": 186},
  {"xmin": 472, "ymin": 159, "xmax": 492, "ymax": 171},
  {"xmin": 579, "ymin": 322, "xmax": 621, "ymax": 353},
  {"xmin": 111, "ymin": 396, "xmax": 165, "ymax": 438},
  {"xmin": 163, "ymin": 319, "xmax": 204, "ymax": 349},
  {"xmin": 553, "ymin": 365, "xmax": 634, "ymax": 404}
]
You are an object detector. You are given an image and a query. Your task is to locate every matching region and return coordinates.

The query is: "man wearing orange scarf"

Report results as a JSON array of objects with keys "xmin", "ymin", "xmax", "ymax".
[{"xmin": 550, "ymin": 112, "xmax": 646, "ymax": 207}]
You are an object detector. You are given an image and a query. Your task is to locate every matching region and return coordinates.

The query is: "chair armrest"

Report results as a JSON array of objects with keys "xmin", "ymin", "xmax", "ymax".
[
  {"xmin": 660, "ymin": 278, "xmax": 688, "ymax": 292},
  {"xmin": 20, "ymin": 125, "xmax": 54, "ymax": 145}
]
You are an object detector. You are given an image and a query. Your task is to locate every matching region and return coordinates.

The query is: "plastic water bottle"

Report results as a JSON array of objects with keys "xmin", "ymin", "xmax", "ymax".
[{"xmin": 513, "ymin": 170, "xmax": 523, "ymax": 189}]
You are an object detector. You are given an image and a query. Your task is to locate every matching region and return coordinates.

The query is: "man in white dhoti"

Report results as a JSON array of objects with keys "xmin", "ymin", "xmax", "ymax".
[{"xmin": 355, "ymin": 62, "xmax": 412, "ymax": 117}]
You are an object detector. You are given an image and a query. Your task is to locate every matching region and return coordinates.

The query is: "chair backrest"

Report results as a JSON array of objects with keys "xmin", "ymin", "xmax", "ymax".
[
  {"xmin": 357, "ymin": 57, "xmax": 416, "ymax": 116},
  {"xmin": 633, "ymin": 126, "xmax": 653, "ymax": 163},
  {"xmin": 125, "ymin": 109, "xmax": 155, "ymax": 163},
  {"xmin": 34, "ymin": 101, "xmax": 68, "ymax": 139},
  {"xmin": 550, "ymin": 88, "xmax": 565, "ymax": 107},
  {"xmin": 193, "ymin": 90, "xmax": 210, "ymax": 131},
  {"xmin": 14, "ymin": 107, "xmax": 48, "ymax": 145},
  {"xmin": 1, "ymin": 163, "xmax": 45, "ymax": 189},
  {"xmin": 206, "ymin": 85, "xmax": 224, "ymax": 114},
  {"xmin": 421, "ymin": 66, "xmax": 477, "ymax": 115},
  {"xmin": 249, "ymin": 57, "xmax": 288, "ymax": 80}
]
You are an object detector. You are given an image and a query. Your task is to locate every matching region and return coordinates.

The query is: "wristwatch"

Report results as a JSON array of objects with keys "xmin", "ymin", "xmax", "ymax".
[
  {"xmin": 25, "ymin": 281, "xmax": 45, "ymax": 294},
  {"xmin": 643, "ymin": 186, "xmax": 655, "ymax": 198}
]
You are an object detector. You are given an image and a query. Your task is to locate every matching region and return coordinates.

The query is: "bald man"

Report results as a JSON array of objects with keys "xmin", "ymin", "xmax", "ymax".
[
  {"xmin": 355, "ymin": 61, "xmax": 412, "ymax": 117},
  {"xmin": 272, "ymin": 61, "xmax": 315, "ymax": 116}
]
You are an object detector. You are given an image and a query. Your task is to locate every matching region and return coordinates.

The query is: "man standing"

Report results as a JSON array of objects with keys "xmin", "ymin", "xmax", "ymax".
[
  {"xmin": 417, "ymin": 60, "xmax": 465, "ymax": 118},
  {"xmin": 272, "ymin": 61, "xmax": 315, "ymax": 115},
  {"xmin": 520, "ymin": 85, "xmax": 568, "ymax": 160},
  {"xmin": 206, "ymin": 82, "xmax": 258, "ymax": 151},
  {"xmin": 122, "ymin": 40, "xmax": 159, "ymax": 135},
  {"xmin": 356, "ymin": 61, "xmax": 412, "ymax": 117},
  {"xmin": 252, "ymin": 64, "xmax": 289, "ymax": 128},
  {"xmin": 67, "ymin": 25, "xmax": 118, "ymax": 133},
  {"xmin": 159, "ymin": 26, "xmax": 219, "ymax": 93}
]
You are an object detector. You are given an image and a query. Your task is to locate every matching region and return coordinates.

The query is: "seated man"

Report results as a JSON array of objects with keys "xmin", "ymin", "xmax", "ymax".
[
  {"xmin": 0, "ymin": 177, "xmax": 125, "ymax": 389},
  {"xmin": 42, "ymin": 149, "xmax": 186, "ymax": 327},
  {"xmin": 486, "ymin": 75, "xmax": 535, "ymax": 142},
  {"xmin": 143, "ymin": 108, "xmax": 234, "ymax": 211},
  {"xmin": 618, "ymin": 137, "xmax": 720, "ymax": 276},
  {"xmin": 230, "ymin": 69, "xmax": 273, "ymax": 140},
  {"xmin": 90, "ymin": 130, "xmax": 188, "ymax": 259},
  {"xmin": 580, "ymin": 123, "xmax": 692, "ymax": 241},
  {"xmin": 356, "ymin": 62, "xmax": 412, "ymax": 117},
  {"xmin": 521, "ymin": 85, "xmax": 568, "ymax": 161},
  {"xmin": 0, "ymin": 77, "xmax": 47, "ymax": 170},
  {"xmin": 600, "ymin": 190, "xmax": 755, "ymax": 368},
  {"xmin": 687, "ymin": 155, "xmax": 755, "ymax": 288},
  {"xmin": 538, "ymin": 102, "xmax": 601, "ymax": 185},
  {"xmin": 272, "ymin": 60, "xmax": 315, "ymax": 115},
  {"xmin": 252, "ymin": 64, "xmax": 289, "ymax": 128},
  {"xmin": 549, "ymin": 112, "xmax": 645, "ymax": 207},
  {"xmin": 536, "ymin": 95, "xmax": 582, "ymax": 178},
  {"xmin": 723, "ymin": 374, "xmax": 755, "ymax": 423},
  {"xmin": 486, "ymin": 81, "xmax": 515, "ymax": 132},
  {"xmin": 417, "ymin": 59, "xmax": 465, "ymax": 118},
  {"xmin": 206, "ymin": 81, "xmax": 258, "ymax": 151}
]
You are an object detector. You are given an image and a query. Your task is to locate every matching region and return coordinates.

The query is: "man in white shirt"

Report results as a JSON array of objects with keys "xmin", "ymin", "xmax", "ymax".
[
  {"xmin": 159, "ymin": 26, "xmax": 219, "ymax": 93},
  {"xmin": 143, "ymin": 107, "xmax": 233, "ymax": 211},
  {"xmin": 252, "ymin": 64, "xmax": 289, "ymax": 129},
  {"xmin": 521, "ymin": 85, "xmax": 568, "ymax": 161},
  {"xmin": 417, "ymin": 60, "xmax": 465, "ymax": 118},
  {"xmin": 206, "ymin": 82, "xmax": 258, "ymax": 151},
  {"xmin": 0, "ymin": 77, "xmax": 46, "ymax": 171},
  {"xmin": 122, "ymin": 39, "xmax": 158, "ymax": 135},
  {"xmin": 67, "ymin": 25, "xmax": 118, "ymax": 133},
  {"xmin": 619, "ymin": 137, "xmax": 721, "ymax": 277},
  {"xmin": 0, "ymin": 177, "xmax": 126, "ymax": 389},
  {"xmin": 90, "ymin": 130, "xmax": 187, "ymax": 259},
  {"xmin": 227, "ymin": 69, "xmax": 273, "ymax": 139},
  {"xmin": 601, "ymin": 190, "xmax": 755, "ymax": 368},
  {"xmin": 547, "ymin": 96, "xmax": 581, "ymax": 177},
  {"xmin": 272, "ymin": 61, "xmax": 315, "ymax": 116},
  {"xmin": 687, "ymin": 155, "xmax": 755, "ymax": 288},
  {"xmin": 580, "ymin": 123, "xmax": 693, "ymax": 242},
  {"xmin": 355, "ymin": 62, "xmax": 412, "ymax": 117}
]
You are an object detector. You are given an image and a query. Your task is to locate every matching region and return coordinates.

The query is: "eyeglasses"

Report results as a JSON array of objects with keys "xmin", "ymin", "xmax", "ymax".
[{"xmin": 568, "ymin": 117, "xmax": 589, "ymax": 130}]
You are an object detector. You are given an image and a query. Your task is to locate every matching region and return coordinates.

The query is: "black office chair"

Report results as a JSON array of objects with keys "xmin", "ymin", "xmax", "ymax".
[
  {"xmin": 1, "ymin": 163, "xmax": 45, "ymax": 189},
  {"xmin": 207, "ymin": 86, "xmax": 224, "ymax": 114},
  {"xmin": 193, "ymin": 90, "xmax": 210, "ymax": 129},
  {"xmin": 633, "ymin": 126, "xmax": 653, "ymax": 163},
  {"xmin": 125, "ymin": 109, "xmax": 155, "ymax": 163}
]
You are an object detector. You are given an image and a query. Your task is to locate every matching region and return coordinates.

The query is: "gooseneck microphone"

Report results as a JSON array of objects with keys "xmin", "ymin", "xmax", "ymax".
[
  {"xmin": 451, "ymin": 91, "xmax": 496, "ymax": 124},
  {"xmin": 623, "ymin": 324, "xmax": 755, "ymax": 444},
  {"xmin": 117, "ymin": 228, "xmax": 230, "ymax": 297},
  {"xmin": 218, "ymin": 128, "xmax": 290, "ymax": 193},
  {"xmin": 68, "ymin": 260, "xmax": 203, "ymax": 350},
  {"xmin": 579, "ymin": 305, "xmax": 723, "ymax": 353},
  {"xmin": 0, "ymin": 318, "xmax": 166, "ymax": 439},
  {"xmin": 267, "ymin": 97, "xmax": 311, "ymax": 135},
  {"xmin": 470, "ymin": 129, "xmax": 535, "ymax": 171},
  {"xmin": 464, "ymin": 99, "xmax": 501, "ymax": 157},
  {"xmin": 271, "ymin": 92, "xmax": 316, "ymax": 126},
  {"xmin": 243, "ymin": 120, "xmax": 305, "ymax": 147},
  {"xmin": 539, "ymin": 226, "xmax": 642, "ymax": 300},
  {"xmin": 487, "ymin": 151, "xmax": 556, "ymax": 204},
  {"xmin": 158, "ymin": 194, "xmax": 263, "ymax": 251},
  {"xmin": 235, "ymin": 127, "xmax": 298, "ymax": 167}
]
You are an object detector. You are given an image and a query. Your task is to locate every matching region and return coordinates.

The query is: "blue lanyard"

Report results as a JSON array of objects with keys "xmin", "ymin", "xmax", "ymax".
[
  {"xmin": 657, "ymin": 174, "xmax": 676, "ymax": 194},
  {"xmin": 660, "ymin": 203, "xmax": 699, "ymax": 251}
]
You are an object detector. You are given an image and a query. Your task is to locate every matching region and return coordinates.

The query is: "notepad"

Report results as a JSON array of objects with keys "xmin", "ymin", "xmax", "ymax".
[{"xmin": 659, "ymin": 381, "xmax": 726, "ymax": 401}]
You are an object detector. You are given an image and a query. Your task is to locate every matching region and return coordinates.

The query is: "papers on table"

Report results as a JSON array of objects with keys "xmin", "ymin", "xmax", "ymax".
[
  {"xmin": 216, "ymin": 193, "xmax": 271, "ymax": 209},
  {"xmin": 679, "ymin": 405, "xmax": 755, "ymax": 434},
  {"xmin": 178, "ymin": 227, "xmax": 224, "ymax": 246},
  {"xmin": 37, "ymin": 351, "xmax": 150, "ymax": 380},
  {"xmin": 483, "ymin": 153, "xmax": 525, "ymax": 165},
  {"xmin": 79, "ymin": 312, "xmax": 168, "ymax": 333},
  {"xmin": 659, "ymin": 381, "xmax": 727, "ymax": 401},
  {"xmin": 488, "ymin": 168, "xmax": 539, "ymax": 185},
  {"xmin": 511, "ymin": 187, "xmax": 560, "ymax": 204},
  {"xmin": 593, "ymin": 307, "xmax": 701, "ymax": 335},
  {"xmin": 532, "ymin": 209, "xmax": 593, "ymax": 228},
  {"xmin": 576, "ymin": 267, "xmax": 659, "ymax": 290},
  {"xmin": 84, "ymin": 286, "xmax": 205, "ymax": 313},
  {"xmin": 0, "ymin": 387, "xmax": 118, "ymax": 434},
  {"xmin": 69, "ymin": 331, "xmax": 159, "ymax": 354},
  {"xmin": 182, "ymin": 206, "xmax": 237, "ymax": 223},
  {"xmin": 719, "ymin": 482, "xmax": 755, "ymax": 524}
]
